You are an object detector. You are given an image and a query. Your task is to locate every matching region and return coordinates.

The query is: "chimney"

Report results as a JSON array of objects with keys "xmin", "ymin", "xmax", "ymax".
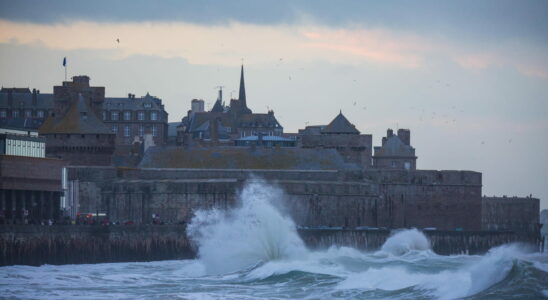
[
  {"xmin": 382, "ymin": 137, "xmax": 387, "ymax": 146},
  {"xmin": 387, "ymin": 129, "xmax": 393, "ymax": 137},
  {"xmin": 397, "ymin": 129, "xmax": 411, "ymax": 146},
  {"xmin": 32, "ymin": 89, "xmax": 37, "ymax": 106}
]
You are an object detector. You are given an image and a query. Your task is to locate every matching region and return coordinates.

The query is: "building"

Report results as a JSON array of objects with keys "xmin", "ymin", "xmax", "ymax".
[
  {"xmin": 178, "ymin": 66, "xmax": 283, "ymax": 145},
  {"xmin": 0, "ymin": 127, "xmax": 64, "ymax": 224},
  {"xmin": 0, "ymin": 77, "xmax": 169, "ymax": 146},
  {"xmin": 373, "ymin": 129, "xmax": 417, "ymax": 170},
  {"xmin": 39, "ymin": 92, "xmax": 115, "ymax": 166},
  {"xmin": 234, "ymin": 134, "xmax": 297, "ymax": 147},
  {"xmin": 102, "ymin": 93, "xmax": 168, "ymax": 146},
  {"xmin": 0, "ymin": 88, "xmax": 53, "ymax": 124},
  {"xmin": 300, "ymin": 111, "xmax": 373, "ymax": 169},
  {"xmin": 0, "ymin": 127, "xmax": 45, "ymax": 158}
]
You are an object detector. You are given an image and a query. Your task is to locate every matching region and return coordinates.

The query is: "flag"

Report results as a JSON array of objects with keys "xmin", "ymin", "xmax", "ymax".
[{"xmin": 63, "ymin": 57, "xmax": 66, "ymax": 67}]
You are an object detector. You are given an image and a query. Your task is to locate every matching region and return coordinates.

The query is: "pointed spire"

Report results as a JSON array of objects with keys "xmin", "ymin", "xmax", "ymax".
[{"xmin": 238, "ymin": 64, "xmax": 246, "ymax": 107}]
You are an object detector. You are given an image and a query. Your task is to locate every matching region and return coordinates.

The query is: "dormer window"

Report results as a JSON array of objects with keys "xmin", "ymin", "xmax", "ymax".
[{"xmin": 143, "ymin": 103, "xmax": 152, "ymax": 109}]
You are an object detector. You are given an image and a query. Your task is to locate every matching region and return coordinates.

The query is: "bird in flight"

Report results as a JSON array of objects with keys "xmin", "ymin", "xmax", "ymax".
[{"xmin": 116, "ymin": 38, "xmax": 120, "ymax": 43}]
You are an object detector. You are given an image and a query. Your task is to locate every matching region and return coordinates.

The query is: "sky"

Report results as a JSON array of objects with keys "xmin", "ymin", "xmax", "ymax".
[{"xmin": 1, "ymin": 0, "xmax": 547, "ymax": 210}]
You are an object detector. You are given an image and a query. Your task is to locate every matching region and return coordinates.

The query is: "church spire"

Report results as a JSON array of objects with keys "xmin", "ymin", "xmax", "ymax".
[{"xmin": 238, "ymin": 64, "xmax": 246, "ymax": 107}]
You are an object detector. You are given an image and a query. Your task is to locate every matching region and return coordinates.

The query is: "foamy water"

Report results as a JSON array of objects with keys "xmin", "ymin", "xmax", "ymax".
[{"xmin": 1, "ymin": 180, "xmax": 547, "ymax": 299}]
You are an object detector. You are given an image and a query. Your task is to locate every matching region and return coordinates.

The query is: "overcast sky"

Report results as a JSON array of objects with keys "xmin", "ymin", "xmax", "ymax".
[{"xmin": 1, "ymin": 0, "xmax": 547, "ymax": 209}]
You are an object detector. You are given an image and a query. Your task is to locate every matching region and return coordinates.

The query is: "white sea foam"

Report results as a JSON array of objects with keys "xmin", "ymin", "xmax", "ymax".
[
  {"xmin": 186, "ymin": 180, "xmax": 307, "ymax": 275},
  {"xmin": 379, "ymin": 228, "xmax": 432, "ymax": 256}
]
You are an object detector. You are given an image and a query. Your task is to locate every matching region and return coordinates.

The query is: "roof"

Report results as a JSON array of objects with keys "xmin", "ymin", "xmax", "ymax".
[
  {"xmin": 0, "ymin": 117, "xmax": 43, "ymax": 130},
  {"xmin": 211, "ymin": 99, "xmax": 224, "ymax": 112},
  {"xmin": 104, "ymin": 93, "xmax": 163, "ymax": 111},
  {"xmin": 0, "ymin": 91, "xmax": 54, "ymax": 110},
  {"xmin": 138, "ymin": 146, "xmax": 360, "ymax": 170},
  {"xmin": 236, "ymin": 135, "xmax": 295, "ymax": 142},
  {"xmin": 374, "ymin": 135, "xmax": 415, "ymax": 157},
  {"xmin": 321, "ymin": 111, "xmax": 360, "ymax": 134},
  {"xmin": 39, "ymin": 94, "xmax": 112, "ymax": 135}
]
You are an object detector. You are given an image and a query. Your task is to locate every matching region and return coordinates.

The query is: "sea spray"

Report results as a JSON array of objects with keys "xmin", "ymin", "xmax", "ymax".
[
  {"xmin": 186, "ymin": 180, "xmax": 307, "ymax": 274},
  {"xmin": 380, "ymin": 228, "xmax": 432, "ymax": 256}
]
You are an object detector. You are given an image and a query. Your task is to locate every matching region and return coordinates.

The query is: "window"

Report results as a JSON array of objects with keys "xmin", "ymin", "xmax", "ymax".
[
  {"xmin": 139, "ymin": 125, "xmax": 144, "ymax": 137},
  {"xmin": 37, "ymin": 110, "xmax": 44, "ymax": 118},
  {"xmin": 0, "ymin": 110, "xmax": 6, "ymax": 118},
  {"xmin": 124, "ymin": 111, "xmax": 131, "ymax": 121},
  {"xmin": 124, "ymin": 125, "xmax": 130, "ymax": 137},
  {"xmin": 25, "ymin": 110, "xmax": 32, "ymax": 117},
  {"xmin": 152, "ymin": 125, "xmax": 157, "ymax": 136},
  {"xmin": 391, "ymin": 161, "xmax": 397, "ymax": 168},
  {"xmin": 102, "ymin": 111, "xmax": 107, "ymax": 120},
  {"xmin": 143, "ymin": 103, "xmax": 152, "ymax": 108},
  {"xmin": 111, "ymin": 111, "xmax": 119, "ymax": 121},
  {"xmin": 151, "ymin": 111, "xmax": 158, "ymax": 121},
  {"xmin": 138, "ymin": 111, "xmax": 145, "ymax": 121},
  {"xmin": 111, "ymin": 125, "xmax": 118, "ymax": 134},
  {"xmin": 12, "ymin": 110, "xmax": 19, "ymax": 118}
]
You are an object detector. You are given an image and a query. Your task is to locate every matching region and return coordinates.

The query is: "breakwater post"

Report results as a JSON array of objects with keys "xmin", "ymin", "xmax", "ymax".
[
  {"xmin": 0, "ymin": 225, "xmax": 194, "ymax": 266},
  {"xmin": 0, "ymin": 226, "xmax": 540, "ymax": 266}
]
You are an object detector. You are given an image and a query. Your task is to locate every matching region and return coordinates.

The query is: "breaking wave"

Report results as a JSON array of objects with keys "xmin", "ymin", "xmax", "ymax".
[
  {"xmin": 6, "ymin": 180, "xmax": 543, "ymax": 299},
  {"xmin": 186, "ymin": 180, "xmax": 307, "ymax": 274},
  {"xmin": 182, "ymin": 180, "xmax": 548, "ymax": 299}
]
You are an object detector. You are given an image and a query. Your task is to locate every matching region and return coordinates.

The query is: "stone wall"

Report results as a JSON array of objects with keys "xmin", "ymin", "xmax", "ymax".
[
  {"xmin": 65, "ymin": 167, "xmax": 488, "ymax": 231},
  {"xmin": 301, "ymin": 134, "xmax": 372, "ymax": 169},
  {"xmin": 482, "ymin": 196, "xmax": 540, "ymax": 232}
]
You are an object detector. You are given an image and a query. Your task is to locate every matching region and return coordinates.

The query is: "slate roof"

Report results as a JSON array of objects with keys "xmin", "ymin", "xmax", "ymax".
[
  {"xmin": 39, "ymin": 94, "xmax": 112, "ymax": 135},
  {"xmin": 236, "ymin": 135, "xmax": 295, "ymax": 142},
  {"xmin": 0, "ymin": 117, "xmax": 43, "ymax": 130},
  {"xmin": 374, "ymin": 135, "xmax": 415, "ymax": 157},
  {"xmin": 104, "ymin": 93, "xmax": 164, "ymax": 112},
  {"xmin": 0, "ymin": 91, "xmax": 54, "ymax": 110},
  {"xmin": 139, "ymin": 146, "xmax": 360, "ymax": 170},
  {"xmin": 211, "ymin": 99, "xmax": 224, "ymax": 112},
  {"xmin": 321, "ymin": 111, "xmax": 360, "ymax": 134}
]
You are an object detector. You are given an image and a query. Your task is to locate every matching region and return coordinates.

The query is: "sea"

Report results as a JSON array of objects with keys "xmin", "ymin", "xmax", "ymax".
[{"xmin": 1, "ymin": 181, "xmax": 547, "ymax": 299}]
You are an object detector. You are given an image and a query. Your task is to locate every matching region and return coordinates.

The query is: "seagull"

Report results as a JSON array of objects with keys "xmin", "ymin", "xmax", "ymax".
[{"xmin": 116, "ymin": 38, "xmax": 120, "ymax": 43}]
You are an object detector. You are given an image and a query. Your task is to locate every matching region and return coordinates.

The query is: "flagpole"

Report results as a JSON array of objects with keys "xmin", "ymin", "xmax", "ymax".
[{"xmin": 65, "ymin": 65, "xmax": 67, "ymax": 81}]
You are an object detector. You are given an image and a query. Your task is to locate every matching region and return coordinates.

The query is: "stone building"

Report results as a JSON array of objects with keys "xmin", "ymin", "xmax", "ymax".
[
  {"xmin": 102, "ymin": 93, "xmax": 168, "ymax": 146},
  {"xmin": 0, "ymin": 88, "xmax": 53, "ymax": 125},
  {"xmin": 177, "ymin": 66, "xmax": 283, "ymax": 145},
  {"xmin": 300, "ymin": 111, "xmax": 373, "ymax": 169},
  {"xmin": 39, "ymin": 93, "xmax": 115, "ymax": 166},
  {"xmin": 373, "ymin": 129, "xmax": 417, "ymax": 170},
  {"xmin": 0, "ymin": 77, "xmax": 169, "ymax": 146}
]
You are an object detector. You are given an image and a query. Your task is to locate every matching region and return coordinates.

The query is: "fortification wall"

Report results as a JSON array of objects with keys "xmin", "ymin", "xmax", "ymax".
[
  {"xmin": 72, "ymin": 176, "xmax": 382, "ymax": 228},
  {"xmin": 482, "ymin": 196, "xmax": 540, "ymax": 232},
  {"xmin": 65, "ymin": 167, "xmax": 486, "ymax": 230}
]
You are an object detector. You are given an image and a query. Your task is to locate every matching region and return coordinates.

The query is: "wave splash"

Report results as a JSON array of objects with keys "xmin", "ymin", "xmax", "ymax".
[
  {"xmin": 185, "ymin": 180, "xmax": 545, "ymax": 299},
  {"xmin": 186, "ymin": 180, "xmax": 307, "ymax": 275}
]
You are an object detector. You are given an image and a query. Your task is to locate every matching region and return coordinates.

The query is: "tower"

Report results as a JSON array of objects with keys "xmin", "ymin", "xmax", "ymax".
[{"xmin": 237, "ymin": 65, "xmax": 252, "ymax": 114}]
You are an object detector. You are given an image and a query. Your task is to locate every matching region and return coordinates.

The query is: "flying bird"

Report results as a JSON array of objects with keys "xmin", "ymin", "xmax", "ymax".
[{"xmin": 116, "ymin": 38, "xmax": 120, "ymax": 43}]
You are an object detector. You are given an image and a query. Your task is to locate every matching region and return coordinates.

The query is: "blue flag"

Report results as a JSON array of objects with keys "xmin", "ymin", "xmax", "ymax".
[{"xmin": 63, "ymin": 57, "xmax": 66, "ymax": 67}]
